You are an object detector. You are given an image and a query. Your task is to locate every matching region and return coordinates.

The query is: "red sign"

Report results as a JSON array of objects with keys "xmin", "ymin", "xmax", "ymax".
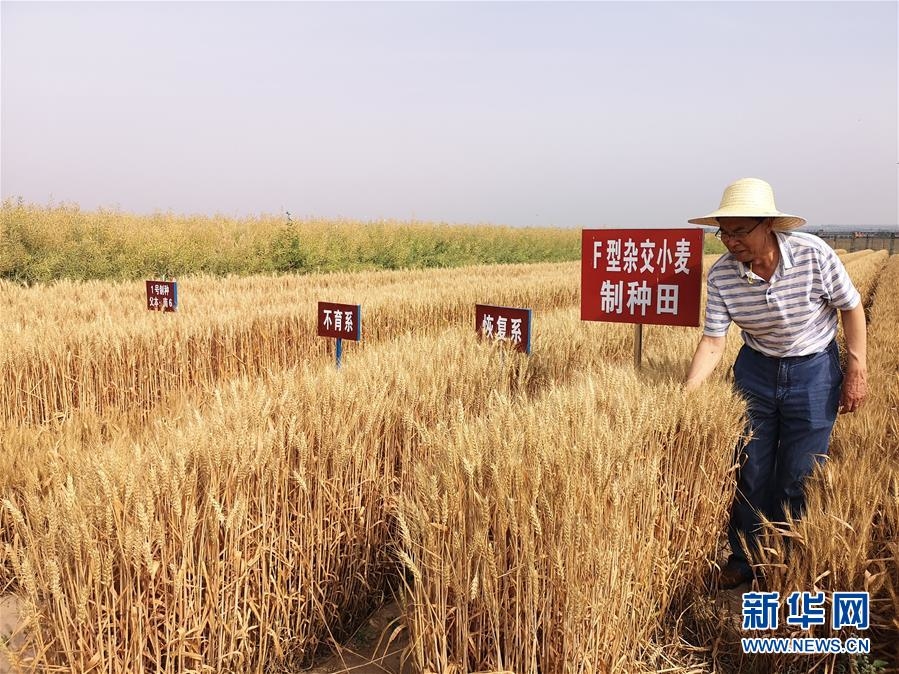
[
  {"xmin": 475, "ymin": 304, "xmax": 532, "ymax": 354},
  {"xmin": 146, "ymin": 280, "xmax": 178, "ymax": 312},
  {"xmin": 317, "ymin": 302, "xmax": 361, "ymax": 340},
  {"xmin": 581, "ymin": 229, "xmax": 702, "ymax": 327}
]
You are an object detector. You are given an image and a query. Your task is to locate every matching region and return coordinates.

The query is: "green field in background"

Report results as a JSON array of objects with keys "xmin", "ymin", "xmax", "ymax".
[{"xmin": 1, "ymin": 199, "xmax": 725, "ymax": 282}]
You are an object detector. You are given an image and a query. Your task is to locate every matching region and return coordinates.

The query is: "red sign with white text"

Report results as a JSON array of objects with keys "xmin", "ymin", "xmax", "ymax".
[
  {"xmin": 475, "ymin": 304, "xmax": 532, "ymax": 354},
  {"xmin": 146, "ymin": 281, "xmax": 178, "ymax": 312},
  {"xmin": 581, "ymin": 229, "xmax": 702, "ymax": 327},
  {"xmin": 317, "ymin": 302, "xmax": 361, "ymax": 340}
]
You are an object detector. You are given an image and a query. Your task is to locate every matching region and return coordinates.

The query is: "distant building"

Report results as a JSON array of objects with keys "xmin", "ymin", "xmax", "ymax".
[{"xmin": 809, "ymin": 227, "xmax": 898, "ymax": 254}]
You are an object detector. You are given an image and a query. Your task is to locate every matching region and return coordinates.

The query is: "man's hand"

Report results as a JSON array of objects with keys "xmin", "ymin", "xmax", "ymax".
[
  {"xmin": 839, "ymin": 367, "xmax": 868, "ymax": 414},
  {"xmin": 684, "ymin": 334, "xmax": 726, "ymax": 391}
]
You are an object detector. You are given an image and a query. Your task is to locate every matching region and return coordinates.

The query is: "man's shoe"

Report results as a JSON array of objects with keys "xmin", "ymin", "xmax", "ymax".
[{"xmin": 718, "ymin": 559, "xmax": 754, "ymax": 590}]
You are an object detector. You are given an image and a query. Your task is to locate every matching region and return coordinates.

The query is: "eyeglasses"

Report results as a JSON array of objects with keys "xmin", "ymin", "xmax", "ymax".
[{"xmin": 715, "ymin": 219, "xmax": 765, "ymax": 241}]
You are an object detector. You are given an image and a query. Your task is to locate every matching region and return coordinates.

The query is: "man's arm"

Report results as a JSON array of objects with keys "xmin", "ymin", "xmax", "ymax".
[
  {"xmin": 839, "ymin": 303, "xmax": 868, "ymax": 413},
  {"xmin": 684, "ymin": 334, "xmax": 727, "ymax": 391}
]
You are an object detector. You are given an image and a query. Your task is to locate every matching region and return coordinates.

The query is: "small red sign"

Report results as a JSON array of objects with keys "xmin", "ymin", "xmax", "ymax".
[
  {"xmin": 146, "ymin": 280, "xmax": 178, "ymax": 312},
  {"xmin": 318, "ymin": 302, "xmax": 361, "ymax": 340},
  {"xmin": 581, "ymin": 228, "xmax": 703, "ymax": 327},
  {"xmin": 475, "ymin": 304, "xmax": 532, "ymax": 354}
]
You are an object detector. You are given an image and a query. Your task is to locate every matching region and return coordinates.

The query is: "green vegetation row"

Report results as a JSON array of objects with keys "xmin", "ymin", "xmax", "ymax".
[{"xmin": 1, "ymin": 199, "xmax": 724, "ymax": 282}]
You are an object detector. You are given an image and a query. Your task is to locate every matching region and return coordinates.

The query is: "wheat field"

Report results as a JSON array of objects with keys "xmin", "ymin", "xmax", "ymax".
[{"xmin": 1, "ymin": 249, "xmax": 896, "ymax": 673}]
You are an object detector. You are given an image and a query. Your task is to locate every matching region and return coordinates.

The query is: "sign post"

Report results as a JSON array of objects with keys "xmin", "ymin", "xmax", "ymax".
[
  {"xmin": 581, "ymin": 228, "xmax": 703, "ymax": 368},
  {"xmin": 634, "ymin": 324, "xmax": 643, "ymax": 369},
  {"xmin": 317, "ymin": 302, "xmax": 362, "ymax": 369},
  {"xmin": 475, "ymin": 304, "xmax": 533, "ymax": 355}
]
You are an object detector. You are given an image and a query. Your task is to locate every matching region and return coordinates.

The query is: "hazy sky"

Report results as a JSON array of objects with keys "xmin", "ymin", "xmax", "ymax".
[{"xmin": 2, "ymin": 1, "xmax": 897, "ymax": 228}]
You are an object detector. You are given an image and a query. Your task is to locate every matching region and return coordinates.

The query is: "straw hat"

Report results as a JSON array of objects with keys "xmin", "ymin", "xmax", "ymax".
[{"xmin": 688, "ymin": 177, "xmax": 806, "ymax": 230}]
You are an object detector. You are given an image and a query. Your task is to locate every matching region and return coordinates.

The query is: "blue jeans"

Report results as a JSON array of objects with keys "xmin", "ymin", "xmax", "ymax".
[{"xmin": 728, "ymin": 340, "xmax": 843, "ymax": 574}]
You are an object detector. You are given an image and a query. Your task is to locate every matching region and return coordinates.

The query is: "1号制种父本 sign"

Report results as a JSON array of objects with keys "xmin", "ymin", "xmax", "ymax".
[{"xmin": 146, "ymin": 281, "xmax": 178, "ymax": 312}]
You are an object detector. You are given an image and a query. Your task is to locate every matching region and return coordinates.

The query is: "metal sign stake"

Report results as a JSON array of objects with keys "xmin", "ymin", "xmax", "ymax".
[
  {"xmin": 634, "ymin": 323, "xmax": 643, "ymax": 370},
  {"xmin": 336, "ymin": 338, "xmax": 343, "ymax": 370}
]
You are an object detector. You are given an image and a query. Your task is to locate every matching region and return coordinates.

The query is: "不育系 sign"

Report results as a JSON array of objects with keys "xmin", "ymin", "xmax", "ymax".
[
  {"xmin": 317, "ymin": 302, "xmax": 361, "ymax": 341},
  {"xmin": 318, "ymin": 301, "xmax": 361, "ymax": 369}
]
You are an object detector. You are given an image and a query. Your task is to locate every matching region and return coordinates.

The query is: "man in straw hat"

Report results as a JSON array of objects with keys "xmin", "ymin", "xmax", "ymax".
[{"xmin": 684, "ymin": 177, "xmax": 868, "ymax": 590}]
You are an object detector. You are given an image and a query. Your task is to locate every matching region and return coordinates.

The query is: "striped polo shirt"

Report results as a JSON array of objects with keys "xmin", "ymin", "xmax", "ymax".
[{"xmin": 704, "ymin": 230, "xmax": 860, "ymax": 357}]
